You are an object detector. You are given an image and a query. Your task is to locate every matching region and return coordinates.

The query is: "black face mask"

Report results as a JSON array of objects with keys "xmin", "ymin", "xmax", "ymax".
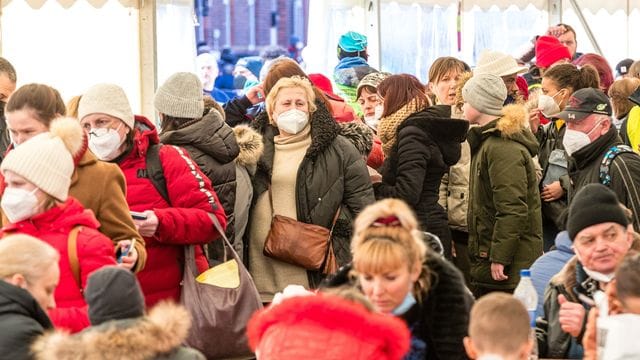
[{"xmin": 233, "ymin": 75, "xmax": 247, "ymax": 90}]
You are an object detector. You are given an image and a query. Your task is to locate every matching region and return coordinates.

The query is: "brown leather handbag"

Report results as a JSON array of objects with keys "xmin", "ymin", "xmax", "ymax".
[{"xmin": 263, "ymin": 190, "xmax": 340, "ymax": 275}]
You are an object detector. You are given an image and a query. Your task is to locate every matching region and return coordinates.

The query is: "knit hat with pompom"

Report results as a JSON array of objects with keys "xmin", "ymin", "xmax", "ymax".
[{"xmin": 1, "ymin": 117, "xmax": 84, "ymax": 201}]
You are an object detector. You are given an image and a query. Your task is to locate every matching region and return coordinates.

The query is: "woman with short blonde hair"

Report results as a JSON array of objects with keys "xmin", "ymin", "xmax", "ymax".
[
  {"xmin": 0, "ymin": 234, "xmax": 59, "ymax": 358},
  {"xmin": 247, "ymin": 75, "xmax": 374, "ymax": 302},
  {"xmin": 326, "ymin": 198, "xmax": 472, "ymax": 360}
]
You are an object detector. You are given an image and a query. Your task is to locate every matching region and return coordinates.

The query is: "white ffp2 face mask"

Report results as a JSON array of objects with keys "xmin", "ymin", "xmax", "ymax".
[
  {"xmin": 276, "ymin": 109, "xmax": 309, "ymax": 135},
  {"xmin": 1, "ymin": 187, "xmax": 40, "ymax": 223},
  {"xmin": 88, "ymin": 124, "xmax": 125, "ymax": 161},
  {"xmin": 364, "ymin": 104, "xmax": 384, "ymax": 130},
  {"xmin": 562, "ymin": 129, "xmax": 591, "ymax": 156},
  {"xmin": 538, "ymin": 94, "xmax": 561, "ymax": 117}
]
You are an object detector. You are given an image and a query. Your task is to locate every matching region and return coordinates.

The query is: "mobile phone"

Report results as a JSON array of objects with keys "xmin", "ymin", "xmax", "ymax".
[
  {"xmin": 117, "ymin": 239, "xmax": 137, "ymax": 263},
  {"xmin": 130, "ymin": 211, "xmax": 148, "ymax": 220}
]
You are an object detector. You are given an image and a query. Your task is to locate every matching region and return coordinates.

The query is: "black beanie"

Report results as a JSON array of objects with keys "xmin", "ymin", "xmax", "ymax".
[
  {"xmin": 84, "ymin": 266, "xmax": 145, "ymax": 326},
  {"xmin": 567, "ymin": 184, "xmax": 629, "ymax": 241}
]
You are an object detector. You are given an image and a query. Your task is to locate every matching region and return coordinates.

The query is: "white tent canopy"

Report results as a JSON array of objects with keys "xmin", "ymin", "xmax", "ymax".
[
  {"xmin": 305, "ymin": 0, "xmax": 640, "ymax": 81},
  {"xmin": 0, "ymin": 0, "xmax": 196, "ymax": 120}
]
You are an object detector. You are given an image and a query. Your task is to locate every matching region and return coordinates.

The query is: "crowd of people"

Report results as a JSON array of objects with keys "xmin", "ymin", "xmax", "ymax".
[{"xmin": 0, "ymin": 22, "xmax": 640, "ymax": 360}]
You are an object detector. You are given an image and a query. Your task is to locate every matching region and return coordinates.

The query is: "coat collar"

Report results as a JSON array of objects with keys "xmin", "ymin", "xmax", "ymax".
[
  {"xmin": 252, "ymin": 99, "xmax": 340, "ymax": 174},
  {"xmin": 32, "ymin": 302, "xmax": 193, "ymax": 360},
  {"xmin": 570, "ymin": 127, "xmax": 621, "ymax": 170}
]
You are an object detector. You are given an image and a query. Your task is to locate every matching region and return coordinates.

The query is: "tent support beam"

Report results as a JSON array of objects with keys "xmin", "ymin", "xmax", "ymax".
[
  {"xmin": 567, "ymin": 0, "xmax": 602, "ymax": 55},
  {"xmin": 139, "ymin": 0, "xmax": 157, "ymax": 120},
  {"xmin": 365, "ymin": 0, "xmax": 381, "ymax": 70}
]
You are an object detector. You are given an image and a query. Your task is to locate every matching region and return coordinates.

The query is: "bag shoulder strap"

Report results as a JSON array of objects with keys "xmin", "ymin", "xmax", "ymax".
[
  {"xmin": 67, "ymin": 226, "xmax": 83, "ymax": 293},
  {"xmin": 599, "ymin": 145, "xmax": 635, "ymax": 186},
  {"xmin": 146, "ymin": 143, "xmax": 170, "ymax": 204}
]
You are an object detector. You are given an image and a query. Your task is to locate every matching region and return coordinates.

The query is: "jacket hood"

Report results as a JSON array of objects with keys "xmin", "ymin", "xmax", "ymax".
[
  {"xmin": 0, "ymin": 280, "xmax": 52, "ymax": 329},
  {"xmin": 334, "ymin": 58, "xmax": 377, "ymax": 87},
  {"xmin": 32, "ymin": 302, "xmax": 191, "ymax": 360},
  {"xmin": 398, "ymin": 105, "xmax": 469, "ymax": 166},
  {"xmin": 130, "ymin": 115, "xmax": 160, "ymax": 160},
  {"xmin": 233, "ymin": 125, "xmax": 264, "ymax": 169},
  {"xmin": 468, "ymin": 104, "xmax": 538, "ymax": 156},
  {"xmin": 554, "ymin": 231, "xmax": 574, "ymax": 254},
  {"xmin": 159, "ymin": 110, "xmax": 239, "ymax": 165},
  {"xmin": 3, "ymin": 198, "xmax": 100, "ymax": 233}
]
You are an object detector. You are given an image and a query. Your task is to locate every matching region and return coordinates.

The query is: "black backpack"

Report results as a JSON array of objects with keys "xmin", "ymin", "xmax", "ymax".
[{"xmin": 146, "ymin": 144, "xmax": 170, "ymax": 204}]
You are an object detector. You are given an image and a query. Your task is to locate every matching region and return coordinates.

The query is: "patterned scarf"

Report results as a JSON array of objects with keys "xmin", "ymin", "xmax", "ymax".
[{"xmin": 378, "ymin": 99, "xmax": 427, "ymax": 156}]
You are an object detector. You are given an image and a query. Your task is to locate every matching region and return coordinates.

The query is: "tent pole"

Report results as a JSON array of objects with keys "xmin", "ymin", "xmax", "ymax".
[{"xmin": 567, "ymin": 0, "xmax": 603, "ymax": 55}]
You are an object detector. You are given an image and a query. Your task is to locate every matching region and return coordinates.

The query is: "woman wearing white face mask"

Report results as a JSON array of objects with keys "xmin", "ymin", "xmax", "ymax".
[
  {"xmin": 0, "ymin": 118, "xmax": 117, "ymax": 333},
  {"xmin": 78, "ymin": 83, "xmax": 228, "ymax": 308},
  {"xmin": 248, "ymin": 76, "xmax": 374, "ymax": 301},
  {"xmin": 530, "ymin": 63, "xmax": 600, "ymax": 251},
  {"xmin": 3, "ymin": 84, "xmax": 145, "ymax": 273}
]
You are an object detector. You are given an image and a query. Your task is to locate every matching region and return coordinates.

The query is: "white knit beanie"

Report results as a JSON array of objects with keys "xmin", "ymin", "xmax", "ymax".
[
  {"xmin": 1, "ymin": 117, "xmax": 84, "ymax": 201},
  {"xmin": 154, "ymin": 72, "xmax": 205, "ymax": 119},
  {"xmin": 462, "ymin": 73, "xmax": 508, "ymax": 117},
  {"xmin": 78, "ymin": 83, "xmax": 135, "ymax": 129},
  {"xmin": 473, "ymin": 50, "xmax": 527, "ymax": 77}
]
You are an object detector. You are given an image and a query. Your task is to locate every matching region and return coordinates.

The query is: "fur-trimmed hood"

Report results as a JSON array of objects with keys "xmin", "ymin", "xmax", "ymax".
[
  {"xmin": 32, "ymin": 302, "xmax": 196, "ymax": 360},
  {"xmin": 247, "ymin": 294, "xmax": 410, "ymax": 359},
  {"xmin": 396, "ymin": 105, "xmax": 469, "ymax": 166},
  {"xmin": 233, "ymin": 124, "xmax": 264, "ymax": 172},
  {"xmin": 467, "ymin": 104, "xmax": 538, "ymax": 156},
  {"xmin": 339, "ymin": 121, "xmax": 373, "ymax": 157}
]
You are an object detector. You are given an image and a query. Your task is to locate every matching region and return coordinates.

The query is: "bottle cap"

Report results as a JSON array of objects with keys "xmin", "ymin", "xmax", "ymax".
[{"xmin": 520, "ymin": 269, "xmax": 531, "ymax": 277}]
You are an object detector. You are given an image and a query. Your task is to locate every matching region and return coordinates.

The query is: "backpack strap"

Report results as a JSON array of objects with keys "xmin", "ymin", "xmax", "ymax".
[
  {"xmin": 146, "ymin": 143, "xmax": 170, "ymax": 204},
  {"xmin": 67, "ymin": 226, "xmax": 83, "ymax": 293},
  {"xmin": 599, "ymin": 145, "xmax": 635, "ymax": 186}
]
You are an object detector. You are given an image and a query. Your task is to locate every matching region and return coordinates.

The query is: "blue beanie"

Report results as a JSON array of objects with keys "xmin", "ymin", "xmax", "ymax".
[
  {"xmin": 338, "ymin": 31, "xmax": 368, "ymax": 52},
  {"xmin": 235, "ymin": 56, "xmax": 263, "ymax": 78}
]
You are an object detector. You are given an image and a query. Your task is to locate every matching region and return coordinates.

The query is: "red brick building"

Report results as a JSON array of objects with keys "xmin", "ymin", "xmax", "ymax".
[{"xmin": 195, "ymin": 0, "xmax": 309, "ymax": 55}]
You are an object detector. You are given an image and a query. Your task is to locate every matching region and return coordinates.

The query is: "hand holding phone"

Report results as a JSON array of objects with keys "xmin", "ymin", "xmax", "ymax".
[
  {"xmin": 117, "ymin": 239, "xmax": 137, "ymax": 264},
  {"xmin": 131, "ymin": 211, "xmax": 148, "ymax": 220}
]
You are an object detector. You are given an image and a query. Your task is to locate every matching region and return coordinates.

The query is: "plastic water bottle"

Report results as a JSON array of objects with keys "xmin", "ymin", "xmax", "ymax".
[{"xmin": 514, "ymin": 269, "xmax": 539, "ymax": 360}]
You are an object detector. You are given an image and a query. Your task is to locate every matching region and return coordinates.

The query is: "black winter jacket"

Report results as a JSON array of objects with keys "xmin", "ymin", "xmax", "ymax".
[
  {"xmin": 0, "ymin": 280, "xmax": 53, "ymax": 360},
  {"xmin": 568, "ymin": 127, "xmax": 640, "ymax": 230},
  {"xmin": 250, "ymin": 101, "xmax": 375, "ymax": 286},
  {"xmin": 374, "ymin": 105, "xmax": 469, "ymax": 258},
  {"xmin": 324, "ymin": 255, "xmax": 473, "ymax": 360},
  {"xmin": 160, "ymin": 110, "xmax": 240, "ymax": 242}
]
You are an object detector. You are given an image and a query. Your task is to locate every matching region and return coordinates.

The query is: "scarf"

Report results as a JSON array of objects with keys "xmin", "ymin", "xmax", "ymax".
[{"xmin": 378, "ymin": 99, "xmax": 427, "ymax": 156}]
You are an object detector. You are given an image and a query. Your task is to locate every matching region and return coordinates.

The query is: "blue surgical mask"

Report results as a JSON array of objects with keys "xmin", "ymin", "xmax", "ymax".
[{"xmin": 392, "ymin": 291, "xmax": 417, "ymax": 315}]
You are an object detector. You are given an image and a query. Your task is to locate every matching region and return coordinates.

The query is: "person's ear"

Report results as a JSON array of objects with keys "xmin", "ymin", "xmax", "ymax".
[
  {"xmin": 5, "ymin": 273, "xmax": 27, "ymax": 289},
  {"xmin": 519, "ymin": 337, "xmax": 535, "ymax": 360},
  {"xmin": 600, "ymin": 118, "xmax": 611, "ymax": 134},
  {"xmin": 463, "ymin": 337, "xmax": 478, "ymax": 359}
]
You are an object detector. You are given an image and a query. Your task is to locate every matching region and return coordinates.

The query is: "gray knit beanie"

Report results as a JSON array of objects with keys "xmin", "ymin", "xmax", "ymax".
[
  {"xmin": 78, "ymin": 83, "xmax": 135, "ymax": 129},
  {"xmin": 462, "ymin": 73, "xmax": 507, "ymax": 116},
  {"xmin": 154, "ymin": 72, "xmax": 205, "ymax": 119},
  {"xmin": 85, "ymin": 266, "xmax": 145, "ymax": 326}
]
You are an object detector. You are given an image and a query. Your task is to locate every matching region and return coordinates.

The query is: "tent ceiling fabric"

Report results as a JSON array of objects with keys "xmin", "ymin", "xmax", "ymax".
[
  {"xmin": 383, "ymin": 0, "xmax": 630, "ymax": 13},
  {"xmin": 1, "ymin": 0, "xmax": 139, "ymax": 9}
]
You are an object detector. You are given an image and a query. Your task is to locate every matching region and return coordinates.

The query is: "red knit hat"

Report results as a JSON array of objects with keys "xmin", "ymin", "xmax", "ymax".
[
  {"xmin": 535, "ymin": 35, "xmax": 571, "ymax": 68},
  {"xmin": 308, "ymin": 73, "xmax": 343, "ymax": 101},
  {"xmin": 516, "ymin": 75, "xmax": 529, "ymax": 100},
  {"xmin": 247, "ymin": 294, "xmax": 410, "ymax": 360}
]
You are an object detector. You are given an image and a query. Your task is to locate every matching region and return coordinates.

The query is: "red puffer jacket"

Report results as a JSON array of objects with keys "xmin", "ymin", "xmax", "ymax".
[
  {"xmin": 118, "ymin": 116, "xmax": 226, "ymax": 307},
  {"xmin": 1, "ymin": 197, "xmax": 116, "ymax": 333}
]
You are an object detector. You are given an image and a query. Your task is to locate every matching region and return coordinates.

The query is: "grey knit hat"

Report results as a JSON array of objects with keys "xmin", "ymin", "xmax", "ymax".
[
  {"xmin": 154, "ymin": 72, "xmax": 205, "ymax": 119},
  {"xmin": 85, "ymin": 266, "xmax": 145, "ymax": 326},
  {"xmin": 462, "ymin": 73, "xmax": 507, "ymax": 116},
  {"xmin": 78, "ymin": 83, "xmax": 135, "ymax": 129}
]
